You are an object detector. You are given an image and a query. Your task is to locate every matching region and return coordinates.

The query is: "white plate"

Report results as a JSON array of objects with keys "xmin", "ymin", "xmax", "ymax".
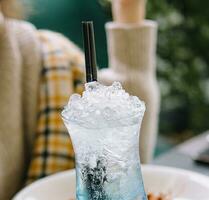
[{"xmin": 13, "ymin": 165, "xmax": 209, "ymax": 200}]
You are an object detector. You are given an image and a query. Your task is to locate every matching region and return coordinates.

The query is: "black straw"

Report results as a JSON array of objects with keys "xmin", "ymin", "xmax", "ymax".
[{"xmin": 82, "ymin": 21, "xmax": 98, "ymax": 83}]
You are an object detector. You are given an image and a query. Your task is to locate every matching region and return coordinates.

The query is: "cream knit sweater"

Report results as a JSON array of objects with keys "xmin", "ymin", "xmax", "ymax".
[
  {"xmin": 0, "ymin": 16, "xmax": 41, "ymax": 200},
  {"xmin": 0, "ymin": 16, "xmax": 158, "ymax": 200}
]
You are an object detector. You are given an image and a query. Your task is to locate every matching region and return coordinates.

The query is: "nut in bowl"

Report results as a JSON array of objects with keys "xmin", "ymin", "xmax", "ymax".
[
  {"xmin": 13, "ymin": 165, "xmax": 209, "ymax": 200},
  {"xmin": 147, "ymin": 193, "xmax": 172, "ymax": 200}
]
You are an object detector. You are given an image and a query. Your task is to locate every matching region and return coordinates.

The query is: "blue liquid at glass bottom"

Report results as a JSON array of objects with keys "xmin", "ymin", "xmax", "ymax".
[{"xmin": 75, "ymin": 160, "xmax": 147, "ymax": 200}]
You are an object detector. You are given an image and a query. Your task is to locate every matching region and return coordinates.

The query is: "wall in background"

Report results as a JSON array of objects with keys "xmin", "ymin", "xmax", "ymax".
[{"xmin": 28, "ymin": 0, "xmax": 110, "ymax": 68}]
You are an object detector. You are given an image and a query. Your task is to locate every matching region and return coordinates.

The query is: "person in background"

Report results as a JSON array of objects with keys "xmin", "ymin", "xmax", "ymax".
[{"xmin": 0, "ymin": 0, "xmax": 159, "ymax": 199}]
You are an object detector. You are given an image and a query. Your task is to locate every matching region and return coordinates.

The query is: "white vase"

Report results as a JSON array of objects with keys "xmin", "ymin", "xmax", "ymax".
[{"xmin": 98, "ymin": 21, "xmax": 160, "ymax": 163}]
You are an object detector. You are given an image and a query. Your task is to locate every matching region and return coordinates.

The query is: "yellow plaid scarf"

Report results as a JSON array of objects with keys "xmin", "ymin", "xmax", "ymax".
[{"xmin": 26, "ymin": 31, "xmax": 84, "ymax": 184}]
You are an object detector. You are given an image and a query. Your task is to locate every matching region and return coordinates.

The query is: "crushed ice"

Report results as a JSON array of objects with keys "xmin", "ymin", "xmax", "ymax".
[{"xmin": 62, "ymin": 82, "xmax": 145, "ymax": 128}]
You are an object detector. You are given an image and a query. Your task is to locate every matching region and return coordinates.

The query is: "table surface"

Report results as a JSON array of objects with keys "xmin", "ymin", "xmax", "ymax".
[{"xmin": 153, "ymin": 131, "xmax": 209, "ymax": 176}]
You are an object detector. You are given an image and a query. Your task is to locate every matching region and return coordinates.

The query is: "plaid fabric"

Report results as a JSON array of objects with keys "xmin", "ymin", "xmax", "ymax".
[{"xmin": 26, "ymin": 31, "xmax": 84, "ymax": 184}]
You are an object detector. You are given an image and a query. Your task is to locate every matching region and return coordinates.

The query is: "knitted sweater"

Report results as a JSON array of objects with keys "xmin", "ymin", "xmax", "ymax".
[
  {"xmin": 0, "ymin": 18, "xmax": 41, "ymax": 200},
  {"xmin": 0, "ymin": 17, "xmax": 158, "ymax": 200}
]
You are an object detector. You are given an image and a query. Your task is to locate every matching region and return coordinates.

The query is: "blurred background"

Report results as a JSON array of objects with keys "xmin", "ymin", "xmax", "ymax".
[{"xmin": 28, "ymin": 0, "xmax": 209, "ymax": 156}]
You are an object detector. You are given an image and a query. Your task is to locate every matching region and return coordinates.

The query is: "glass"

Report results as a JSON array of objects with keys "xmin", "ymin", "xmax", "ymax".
[{"xmin": 62, "ymin": 110, "xmax": 147, "ymax": 200}]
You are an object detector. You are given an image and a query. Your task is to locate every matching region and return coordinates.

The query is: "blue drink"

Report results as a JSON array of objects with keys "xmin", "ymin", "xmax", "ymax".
[{"xmin": 62, "ymin": 82, "xmax": 147, "ymax": 200}]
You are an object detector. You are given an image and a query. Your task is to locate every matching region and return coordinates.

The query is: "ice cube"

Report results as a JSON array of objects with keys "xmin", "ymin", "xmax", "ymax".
[
  {"xmin": 112, "ymin": 81, "xmax": 122, "ymax": 90},
  {"xmin": 70, "ymin": 94, "xmax": 81, "ymax": 102}
]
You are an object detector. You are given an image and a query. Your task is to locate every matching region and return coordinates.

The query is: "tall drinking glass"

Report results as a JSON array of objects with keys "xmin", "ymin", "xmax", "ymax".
[{"xmin": 62, "ymin": 82, "xmax": 147, "ymax": 200}]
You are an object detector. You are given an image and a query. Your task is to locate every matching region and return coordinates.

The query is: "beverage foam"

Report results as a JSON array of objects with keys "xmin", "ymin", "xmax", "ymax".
[{"xmin": 62, "ymin": 82, "xmax": 145, "ymax": 128}]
